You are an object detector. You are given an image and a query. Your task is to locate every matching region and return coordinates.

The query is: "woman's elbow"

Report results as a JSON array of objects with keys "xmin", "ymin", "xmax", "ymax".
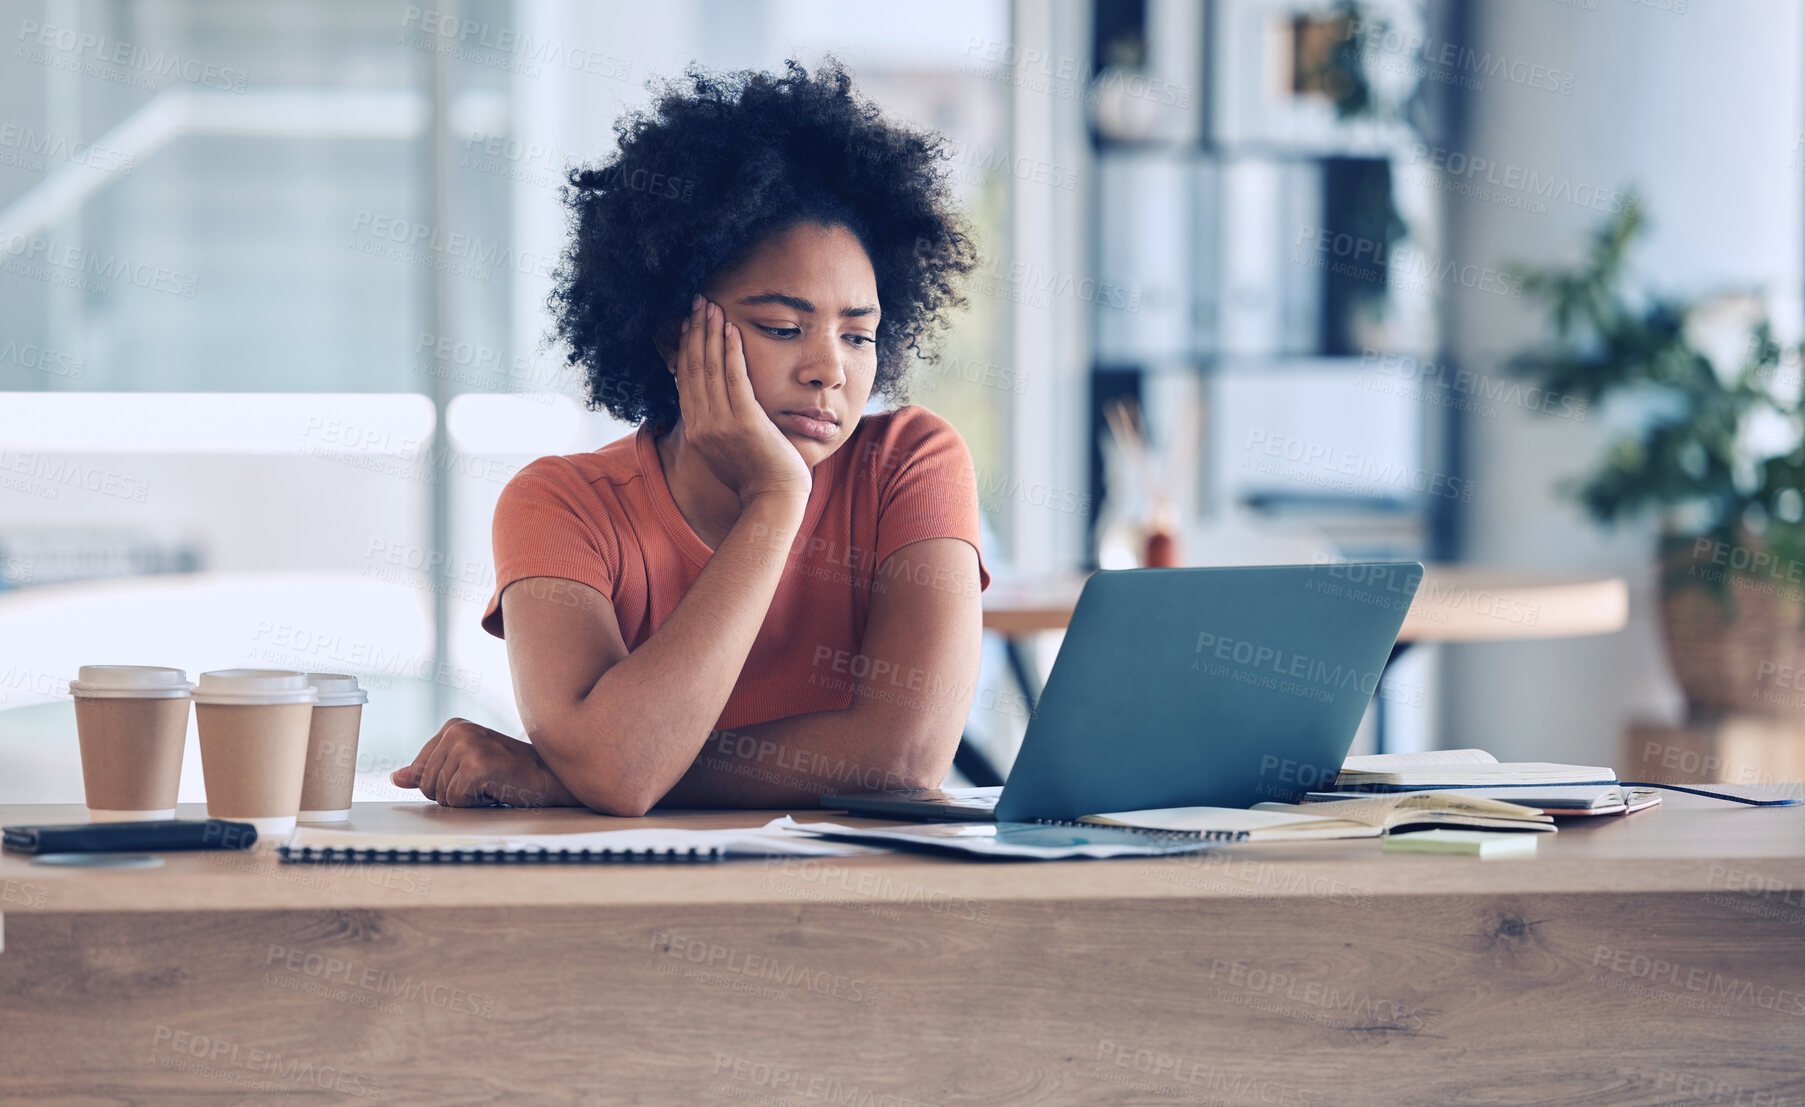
[
  {"xmin": 564, "ymin": 765, "xmax": 661, "ymax": 818},
  {"xmin": 889, "ymin": 729, "xmax": 960, "ymax": 791},
  {"xmin": 562, "ymin": 770, "xmax": 658, "ymax": 818},
  {"xmin": 525, "ymin": 719, "xmax": 658, "ymax": 817},
  {"xmin": 583, "ymin": 793, "xmax": 655, "ymax": 818}
]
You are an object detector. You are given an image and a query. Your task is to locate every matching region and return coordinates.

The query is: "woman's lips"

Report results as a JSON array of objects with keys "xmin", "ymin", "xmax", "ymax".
[{"xmin": 776, "ymin": 411, "xmax": 840, "ymax": 441}]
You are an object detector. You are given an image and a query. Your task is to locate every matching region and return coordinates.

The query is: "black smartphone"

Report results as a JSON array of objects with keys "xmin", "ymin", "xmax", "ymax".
[{"xmin": 2, "ymin": 819, "xmax": 259, "ymax": 854}]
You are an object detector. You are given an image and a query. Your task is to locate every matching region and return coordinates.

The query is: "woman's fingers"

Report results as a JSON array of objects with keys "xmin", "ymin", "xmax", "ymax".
[
  {"xmin": 722, "ymin": 321, "xmax": 754, "ymax": 418},
  {"xmin": 677, "ymin": 314, "xmax": 692, "ymax": 380},
  {"xmin": 674, "ymin": 316, "xmax": 699, "ymax": 422},
  {"xmin": 391, "ymin": 760, "xmax": 422, "ymax": 789},
  {"xmin": 393, "ymin": 728, "xmax": 443, "ymax": 789},
  {"xmin": 702, "ymin": 301, "xmax": 726, "ymax": 406},
  {"xmin": 678, "ymin": 295, "xmax": 713, "ymax": 420},
  {"xmin": 442, "ymin": 765, "xmax": 480, "ymax": 808},
  {"xmin": 417, "ymin": 728, "xmax": 457, "ymax": 801}
]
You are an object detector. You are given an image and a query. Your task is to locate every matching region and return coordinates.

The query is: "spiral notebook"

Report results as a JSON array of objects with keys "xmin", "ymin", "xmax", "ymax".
[{"xmin": 278, "ymin": 818, "xmax": 876, "ymax": 864}]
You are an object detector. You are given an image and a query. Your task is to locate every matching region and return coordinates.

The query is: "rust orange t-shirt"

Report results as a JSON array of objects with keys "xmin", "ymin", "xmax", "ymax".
[{"xmin": 480, "ymin": 405, "xmax": 992, "ymax": 732}]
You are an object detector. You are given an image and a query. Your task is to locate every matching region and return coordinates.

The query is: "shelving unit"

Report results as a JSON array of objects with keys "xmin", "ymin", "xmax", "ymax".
[{"xmin": 1083, "ymin": 0, "xmax": 1461, "ymax": 570}]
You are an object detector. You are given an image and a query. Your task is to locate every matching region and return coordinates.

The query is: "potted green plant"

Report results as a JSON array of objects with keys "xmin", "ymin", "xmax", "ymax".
[{"xmin": 1508, "ymin": 197, "xmax": 1805, "ymax": 721}]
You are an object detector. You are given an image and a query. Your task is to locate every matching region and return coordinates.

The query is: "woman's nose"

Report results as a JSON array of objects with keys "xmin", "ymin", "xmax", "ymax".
[{"xmin": 797, "ymin": 339, "xmax": 848, "ymax": 388}]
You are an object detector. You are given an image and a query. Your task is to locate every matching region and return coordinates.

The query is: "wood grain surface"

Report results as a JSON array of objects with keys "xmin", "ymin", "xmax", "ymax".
[
  {"xmin": 2, "ymin": 796, "xmax": 1803, "ymax": 1105},
  {"xmin": 4, "ymin": 793, "xmax": 1803, "ymax": 914}
]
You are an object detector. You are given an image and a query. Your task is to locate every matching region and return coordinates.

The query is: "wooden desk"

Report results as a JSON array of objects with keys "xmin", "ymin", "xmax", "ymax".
[{"xmin": 3, "ymin": 797, "xmax": 1802, "ymax": 1104}]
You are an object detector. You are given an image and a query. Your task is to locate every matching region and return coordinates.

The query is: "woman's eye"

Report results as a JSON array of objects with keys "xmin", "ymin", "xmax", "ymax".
[{"xmin": 754, "ymin": 325, "xmax": 873, "ymax": 348}]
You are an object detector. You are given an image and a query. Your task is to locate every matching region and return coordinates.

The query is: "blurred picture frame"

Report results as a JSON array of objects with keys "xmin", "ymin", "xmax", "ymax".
[{"xmin": 1208, "ymin": 0, "xmax": 1423, "ymax": 153}]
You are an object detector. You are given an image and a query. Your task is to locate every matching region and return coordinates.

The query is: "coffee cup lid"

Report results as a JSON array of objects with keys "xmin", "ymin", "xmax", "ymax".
[
  {"xmin": 306, "ymin": 673, "xmax": 368, "ymax": 706},
  {"xmin": 193, "ymin": 669, "xmax": 319, "ymax": 706},
  {"xmin": 69, "ymin": 665, "xmax": 194, "ymax": 700}
]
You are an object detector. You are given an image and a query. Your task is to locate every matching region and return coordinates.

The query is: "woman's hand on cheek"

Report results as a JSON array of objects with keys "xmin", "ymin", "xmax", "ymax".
[
  {"xmin": 675, "ymin": 295, "xmax": 812, "ymax": 508},
  {"xmin": 391, "ymin": 717, "xmax": 580, "ymax": 808}
]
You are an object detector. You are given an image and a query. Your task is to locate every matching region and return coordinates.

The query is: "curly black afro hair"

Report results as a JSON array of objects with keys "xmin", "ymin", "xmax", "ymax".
[{"xmin": 549, "ymin": 56, "xmax": 980, "ymax": 429}]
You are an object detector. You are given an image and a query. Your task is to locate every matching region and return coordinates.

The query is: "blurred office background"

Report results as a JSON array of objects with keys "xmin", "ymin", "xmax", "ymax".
[{"xmin": 2, "ymin": 0, "xmax": 1800, "ymax": 802}]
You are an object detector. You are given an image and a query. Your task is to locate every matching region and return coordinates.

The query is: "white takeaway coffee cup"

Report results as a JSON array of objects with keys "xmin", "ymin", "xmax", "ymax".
[
  {"xmin": 297, "ymin": 673, "xmax": 368, "ymax": 823},
  {"xmin": 70, "ymin": 665, "xmax": 194, "ymax": 821},
  {"xmin": 193, "ymin": 669, "xmax": 318, "ymax": 836}
]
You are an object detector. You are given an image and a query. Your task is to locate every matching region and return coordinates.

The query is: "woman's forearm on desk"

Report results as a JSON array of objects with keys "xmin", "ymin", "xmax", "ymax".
[
  {"xmin": 657, "ymin": 537, "xmax": 984, "ymax": 809},
  {"xmin": 508, "ymin": 493, "xmax": 807, "ymax": 815},
  {"xmin": 659, "ymin": 707, "xmax": 956, "ymax": 809}
]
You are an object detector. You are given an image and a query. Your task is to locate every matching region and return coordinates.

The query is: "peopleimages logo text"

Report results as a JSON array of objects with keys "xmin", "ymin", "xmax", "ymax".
[
  {"xmin": 16, "ymin": 20, "xmax": 248, "ymax": 92},
  {"xmin": 0, "ymin": 122, "xmax": 133, "ymax": 174},
  {"xmin": 1193, "ymin": 632, "xmax": 1383, "ymax": 696},
  {"xmin": 399, "ymin": 6, "xmax": 630, "ymax": 78},
  {"xmin": 0, "ymin": 231, "xmax": 200, "ymax": 298},
  {"xmin": 349, "ymin": 211, "xmax": 556, "ymax": 278}
]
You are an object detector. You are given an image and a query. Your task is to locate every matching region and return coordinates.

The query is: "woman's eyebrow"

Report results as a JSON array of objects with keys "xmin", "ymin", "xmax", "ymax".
[{"xmin": 737, "ymin": 291, "xmax": 880, "ymax": 318}]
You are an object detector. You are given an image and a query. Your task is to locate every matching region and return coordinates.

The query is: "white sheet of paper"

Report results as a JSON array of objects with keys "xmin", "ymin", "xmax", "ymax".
[
  {"xmin": 287, "ymin": 817, "xmax": 880, "ymax": 858},
  {"xmin": 1340, "ymin": 748, "xmax": 1498, "ymax": 771},
  {"xmin": 774, "ymin": 817, "xmax": 1224, "ymax": 859},
  {"xmin": 1082, "ymin": 806, "xmax": 1345, "ymax": 832}
]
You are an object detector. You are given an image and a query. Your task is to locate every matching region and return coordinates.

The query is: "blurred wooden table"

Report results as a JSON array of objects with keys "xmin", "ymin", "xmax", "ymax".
[
  {"xmin": 971, "ymin": 565, "xmax": 1629, "ymax": 765},
  {"xmin": 1, "ymin": 796, "xmax": 1801, "ymax": 1105},
  {"xmin": 981, "ymin": 565, "xmax": 1631, "ymax": 642}
]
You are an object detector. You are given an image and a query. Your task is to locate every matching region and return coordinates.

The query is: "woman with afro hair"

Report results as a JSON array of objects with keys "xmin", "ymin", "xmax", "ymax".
[{"xmin": 392, "ymin": 57, "xmax": 993, "ymax": 815}]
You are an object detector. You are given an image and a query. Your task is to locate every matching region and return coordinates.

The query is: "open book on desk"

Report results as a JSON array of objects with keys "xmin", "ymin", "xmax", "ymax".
[
  {"xmin": 1306, "ymin": 783, "xmax": 1662, "ymax": 817},
  {"xmin": 1332, "ymin": 748, "xmax": 1617, "ymax": 790},
  {"xmin": 1331, "ymin": 750, "xmax": 1805, "ymax": 806},
  {"xmin": 1079, "ymin": 791, "xmax": 1555, "ymax": 841}
]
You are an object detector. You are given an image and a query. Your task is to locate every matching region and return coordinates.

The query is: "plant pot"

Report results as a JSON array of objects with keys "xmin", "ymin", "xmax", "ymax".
[{"xmin": 1658, "ymin": 532, "xmax": 1805, "ymax": 722}]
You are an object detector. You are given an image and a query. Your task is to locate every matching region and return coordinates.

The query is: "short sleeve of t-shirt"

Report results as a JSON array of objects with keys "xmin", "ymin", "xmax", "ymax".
[
  {"xmin": 866, "ymin": 406, "xmax": 992, "ymax": 592},
  {"xmin": 480, "ymin": 458, "xmax": 621, "ymax": 638}
]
